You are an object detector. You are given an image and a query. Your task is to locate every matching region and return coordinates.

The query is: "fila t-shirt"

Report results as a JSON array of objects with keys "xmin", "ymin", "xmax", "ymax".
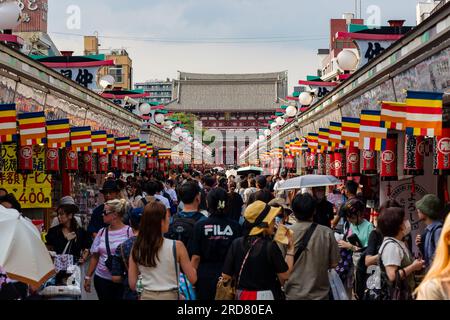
[{"xmin": 190, "ymin": 215, "xmax": 242, "ymax": 265}]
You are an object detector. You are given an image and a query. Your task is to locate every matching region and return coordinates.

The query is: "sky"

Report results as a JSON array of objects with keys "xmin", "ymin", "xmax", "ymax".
[{"xmin": 48, "ymin": 0, "xmax": 418, "ymax": 91}]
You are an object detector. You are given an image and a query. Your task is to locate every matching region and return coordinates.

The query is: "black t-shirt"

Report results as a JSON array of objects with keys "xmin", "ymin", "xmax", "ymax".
[
  {"xmin": 248, "ymin": 189, "xmax": 274, "ymax": 205},
  {"xmin": 190, "ymin": 215, "xmax": 242, "ymax": 266},
  {"xmin": 314, "ymin": 200, "xmax": 334, "ymax": 228},
  {"xmin": 366, "ymin": 229, "xmax": 384, "ymax": 256},
  {"xmin": 222, "ymin": 236, "xmax": 288, "ymax": 299},
  {"xmin": 227, "ymin": 192, "xmax": 244, "ymax": 222},
  {"xmin": 46, "ymin": 225, "xmax": 91, "ymax": 260}
]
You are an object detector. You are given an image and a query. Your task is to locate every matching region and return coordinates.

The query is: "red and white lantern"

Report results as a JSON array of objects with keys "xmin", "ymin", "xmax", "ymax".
[
  {"xmin": 434, "ymin": 128, "xmax": 450, "ymax": 175},
  {"xmin": 317, "ymin": 153, "xmax": 325, "ymax": 175},
  {"xmin": 285, "ymin": 156, "xmax": 295, "ymax": 169},
  {"xmin": 381, "ymin": 134, "xmax": 398, "ymax": 181},
  {"xmin": 110, "ymin": 154, "xmax": 119, "ymax": 170},
  {"xmin": 404, "ymin": 135, "xmax": 424, "ymax": 176},
  {"xmin": 18, "ymin": 145, "xmax": 33, "ymax": 172},
  {"xmin": 146, "ymin": 157, "xmax": 155, "ymax": 170},
  {"xmin": 126, "ymin": 155, "xmax": 134, "ymax": 173},
  {"xmin": 325, "ymin": 152, "xmax": 334, "ymax": 176},
  {"xmin": 82, "ymin": 152, "xmax": 93, "ymax": 173},
  {"xmin": 65, "ymin": 148, "xmax": 78, "ymax": 171},
  {"xmin": 46, "ymin": 148, "xmax": 60, "ymax": 172},
  {"xmin": 98, "ymin": 154, "xmax": 109, "ymax": 173},
  {"xmin": 118, "ymin": 155, "xmax": 127, "ymax": 171},
  {"xmin": 346, "ymin": 146, "xmax": 360, "ymax": 177},
  {"xmin": 333, "ymin": 150, "xmax": 346, "ymax": 178},
  {"xmin": 362, "ymin": 150, "xmax": 377, "ymax": 175}
]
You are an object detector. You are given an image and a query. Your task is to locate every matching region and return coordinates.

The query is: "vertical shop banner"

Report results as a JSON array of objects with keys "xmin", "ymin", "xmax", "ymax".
[
  {"xmin": 0, "ymin": 144, "xmax": 52, "ymax": 209},
  {"xmin": 46, "ymin": 147, "xmax": 60, "ymax": 172}
]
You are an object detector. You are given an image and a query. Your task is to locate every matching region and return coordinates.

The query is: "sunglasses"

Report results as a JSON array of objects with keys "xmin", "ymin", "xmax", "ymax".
[{"xmin": 102, "ymin": 210, "xmax": 114, "ymax": 216}]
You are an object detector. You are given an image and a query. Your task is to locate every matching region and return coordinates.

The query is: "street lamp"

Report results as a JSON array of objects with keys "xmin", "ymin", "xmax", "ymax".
[
  {"xmin": 155, "ymin": 113, "xmax": 165, "ymax": 124},
  {"xmin": 276, "ymin": 117, "xmax": 285, "ymax": 126},
  {"xmin": 285, "ymin": 105, "xmax": 298, "ymax": 118},
  {"xmin": 264, "ymin": 129, "xmax": 271, "ymax": 137},
  {"xmin": 299, "ymin": 92, "xmax": 314, "ymax": 106},
  {"xmin": 139, "ymin": 103, "xmax": 151, "ymax": 115},
  {"xmin": 270, "ymin": 122, "xmax": 278, "ymax": 130},
  {"xmin": 0, "ymin": 2, "xmax": 21, "ymax": 30},
  {"xmin": 337, "ymin": 49, "xmax": 359, "ymax": 71}
]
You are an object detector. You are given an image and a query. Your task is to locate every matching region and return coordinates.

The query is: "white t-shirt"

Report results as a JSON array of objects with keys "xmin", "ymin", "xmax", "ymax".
[
  {"xmin": 379, "ymin": 237, "xmax": 411, "ymax": 267},
  {"xmin": 166, "ymin": 188, "xmax": 178, "ymax": 203},
  {"xmin": 155, "ymin": 194, "xmax": 171, "ymax": 210}
]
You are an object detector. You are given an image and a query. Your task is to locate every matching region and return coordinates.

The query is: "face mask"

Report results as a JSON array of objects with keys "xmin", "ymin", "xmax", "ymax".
[{"xmin": 403, "ymin": 220, "xmax": 412, "ymax": 235}]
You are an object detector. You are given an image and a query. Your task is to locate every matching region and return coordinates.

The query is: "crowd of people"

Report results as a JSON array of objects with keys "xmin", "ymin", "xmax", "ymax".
[{"xmin": 1, "ymin": 168, "xmax": 450, "ymax": 301}]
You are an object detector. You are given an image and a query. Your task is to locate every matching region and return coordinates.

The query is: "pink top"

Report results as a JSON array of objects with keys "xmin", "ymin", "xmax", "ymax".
[{"xmin": 90, "ymin": 226, "xmax": 131, "ymax": 280}]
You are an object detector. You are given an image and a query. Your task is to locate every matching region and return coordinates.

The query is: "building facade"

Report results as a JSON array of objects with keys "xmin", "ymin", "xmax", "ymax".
[{"xmin": 135, "ymin": 79, "xmax": 173, "ymax": 104}]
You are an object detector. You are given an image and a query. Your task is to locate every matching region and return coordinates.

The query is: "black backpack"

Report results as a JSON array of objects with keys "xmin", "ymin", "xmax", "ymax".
[{"xmin": 165, "ymin": 212, "xmax": 204, "ymax": 248}]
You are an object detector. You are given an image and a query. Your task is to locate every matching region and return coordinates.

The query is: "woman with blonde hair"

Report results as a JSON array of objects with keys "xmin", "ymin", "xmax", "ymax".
[
  {"xmin": 416, "ymin": 214, "xmax": 450, "ymax": 300},
  {"xmin": 128, "ymin": 201, "xmax": 197, "ymax": 300},
  {"xmin": 84, "ymin": 199, "xmax": 132, "ymax": 300}
]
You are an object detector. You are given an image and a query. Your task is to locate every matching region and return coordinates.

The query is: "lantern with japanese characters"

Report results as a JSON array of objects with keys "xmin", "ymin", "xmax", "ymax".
[
  {"xmin": 159, "ymin": 159, "xmax": 168, "ymax": 172},
  {"xmin": 404, "ymin": 135, "xmax": 424, "ymax": 176},
  {"xmin": 381, "ymin": 134, "xmax": 398, "ymax": 181},
  {"xmin": 317, "ymin": 153, "xmax": 326, "ymax": 175},
  {"xmin": 325, "ymin": 152, "xmax": 334, "ymax": 176},
  {"xmin": 82, "ymin": 152, "xmax": 93, "ymax": 173},
  {"xmin": 110, "ymin": 154, "xmax": 119, "ymax": 170},
  {"xmin": 333, "ymin": 150, "xmax": 346, "ymax": 178},
  {"xmin": 65, "ymin": 148, "xmax": 78, "ymax": 171},
  {"xmin": 18, "ymin": 145, "xmax": 33, "ymax": 173},
  {"xmin": 346, "ymin": 146, "xmax": 360, "ymax": 176},
  {"xmin": 46, "ymin": 148, "xmax": 60, "ymax": 173},
  {"xmin": 118, "ymin": 155, "xmax": 127, "ymax": 171},
  {"xmin": 126, "ymin": 155, "xmax": 134, "ymax": 173},
  {"xmin": 362, "ymin": 150, "xmax": 377, "ymax": 175},
  {"xmin": 285, "ymin": 156, "xmax": 295, "ymax": 170},
  {"xmin": 434, "ymin": 128, "xmax": 450, "ymax": 175},
  {"xmin": 98, "ymin": 154, "xmax": 109, "ymax": 173},
  {"xmin": 146, "ymin": 157, "xmax": 155, "ymax": 170}
]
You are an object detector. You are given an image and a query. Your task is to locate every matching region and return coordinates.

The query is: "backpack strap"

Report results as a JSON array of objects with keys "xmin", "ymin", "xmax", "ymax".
[
  {"xmin": 105, "ymin": 227, "xmax": 111, "ymax": 258},
  {"xmin": 237, "ymin": 238, "xmax": 261, "ymax": 289},
  {"xmin": 172, "ymin": 240, "xmax": 180, "ymax": 300},
  {"xmin": 294, "ymin": 223, "xmax": 318, "ymax": 264},
  {"xmin": 430, "ymin": 224, "xmax": 443, "ymax": 252},
  {"xmin": 120, "ymin": 243, "xmax": 128, "ymax": 270},
  {"xmin": 141, "ymin": 197, "xmax": 148, "ymax": 207}
]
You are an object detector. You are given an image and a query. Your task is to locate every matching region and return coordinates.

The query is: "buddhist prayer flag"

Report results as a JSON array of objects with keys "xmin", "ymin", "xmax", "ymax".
[
  {"xmin": 318, "ymin": 128, "xmax": 330, "ymax": 152},
  {"xmin": 18, "ymin": 112, "xmax": 46, "ymax": 146},
  {"xmin": 70, "ymin": 126, "xmax": 92, "ymax": 151},
  {"xmin": 92, "ymin": 131, "xmax": 107, "ymax": 153},
  {"xmin": 140, "ymin": 141, "xmax": 147, "ymax": 157},
  {"xmin": 46, "ymin": 119, "xmax": 70, "ymax": 148},
  {"xmin": 359, "ymin": 110, "xmax": 387, "ymax": 151},
  {"xmin": 107, "ymin": 134, "xmax": 115, "ymax": 153},
  {"xmin": 329, "ymin": 122, "xmax": 342, "ymax": 147},
  {"xmin": 341, "ymin": 117, "xmax": 360, "ymax": 147},
  {"xmin": 405, "ymin": 91, "xmax": 443, "ymax": 137},
  {"xmin": 147, "ymin": 143, "xmax": 154, "ymax": 156},
  {"xmin": 130, "ymin": 139, "xmax": 140, "ymax": 155},
  {"xmin": 0, "ymin": 104, "xmax": 17, "ymax": 143},
  {"xmin": 307, "ymin": 133, "xmax": 319, "ymax": 152},
  {"xmin": 158, "ymin": 148, "xmax": 172, "ymax": 159},
  {"xmin": 115, "ymin": 137, "xmax": 130, "ymax": 155},
  {"xmin": 380, "ymin": 101, "xmax": 407, "ymax": 130}
]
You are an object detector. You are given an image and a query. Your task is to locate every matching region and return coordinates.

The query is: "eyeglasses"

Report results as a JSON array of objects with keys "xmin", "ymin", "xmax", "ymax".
[{"xmin": 102, "ymin": 210, "xmax": 113, "ymax": 216}]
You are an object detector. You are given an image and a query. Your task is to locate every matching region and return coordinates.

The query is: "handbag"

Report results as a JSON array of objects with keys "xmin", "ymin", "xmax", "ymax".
[
  {"xmin": 215, "ymin": 238, "xmax": 261, "ymax": 300},
  {"xmin": 104, "ymin": 228, "xmax": 114, "ymax": 272},
  {"xmin": 328, "ymin": 269, "xmax": 349, "ymax": 300},
  {"xmin": 54, "ymin": 239, "xmax": 74, "ymax": 273}
]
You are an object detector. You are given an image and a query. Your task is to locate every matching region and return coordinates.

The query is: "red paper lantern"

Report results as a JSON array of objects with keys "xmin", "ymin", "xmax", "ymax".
[
  {"xmin": 404, "ymin": 135, "xmax": 424, "ymax": 176},
  {"xmin": 434, "ymin": 128, "xmax": 450, "ymax": 175},
  {"xmin": 285, "ymin": 156, "xmax": 295, "ymax": 169},
  {"xmin": 65, "ymin": 148, "xmax": 78, "ymax": 171},
  {"xmin": 346, "ymin": 146, "xmax": 360, "ymax": 176},
  {"xmin": 317, "ymin": 153, "xmax": 325, "ymax": 175},
  {"xmin": 325, "ymin": 152, "xmax": 334, "ymax": 176},
  {"xmin": 146, "ymin": 157, "xmax": 155, "ymax": 170},
  {"xmin": 46, "ymin": 148, "xmax": 60, "ymax": 172},
  {"xmin": 381, "ymin": 134, "xmax": 398, "ymax": 181},
  {"xmin": 333, "ymin": 150, "xmax": 346, "ymax": 178},
  {"xmin": 126, "ymin": 155, "xmax": 134, "ymax": 173},
  {"xmin": 118, "ymin": 155, "xmax": 127, "ymax": 171},
  {"xmin": 82, "ymin": 152, "xmax": 93, "ymax": 173},
  {"xmin": 362, "ymin": 150, "xmax": 377, "ymax": 175},
  {"xmin": 110, "ymin": 154, "xmax": 119, "ymax": 169},
  {"xmin": 18, "ymin": 145, "xmax": 34, "ymax": 173},
  {"xmin": 98, "ymin": 154, "xmax": 109, "ymax": 173}
]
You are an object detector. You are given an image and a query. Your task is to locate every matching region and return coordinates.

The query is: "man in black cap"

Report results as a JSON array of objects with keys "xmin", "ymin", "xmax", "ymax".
[
  {"xmin": 87, "ymin": 180, "xmax": 121, "ymax": 238},
  {"xmin": 247, "ymin": 175, "xmax": 274, "ymax": 206}
]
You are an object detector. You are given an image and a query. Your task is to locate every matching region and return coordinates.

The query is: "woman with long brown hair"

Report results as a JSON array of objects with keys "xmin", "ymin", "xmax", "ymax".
[{"xmin": 128, "ymin": 201, "xmax": 197, "ymax": 300}]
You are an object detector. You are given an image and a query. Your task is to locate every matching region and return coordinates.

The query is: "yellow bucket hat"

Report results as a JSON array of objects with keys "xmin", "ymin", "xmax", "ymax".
[{"xmin": 244, "ymin": 201, "xmax": 282, "ymax": 236}]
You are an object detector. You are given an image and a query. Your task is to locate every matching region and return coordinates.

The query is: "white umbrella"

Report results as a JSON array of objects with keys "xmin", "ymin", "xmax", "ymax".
[
  {"xmin": 226, "ymin": 169, "xmax": 238, "ymax": 178},
  {"xmin": 277, "ymin": 175, "xmax": 342, "ymax": 191},
  {"xmin": 0, "ymin": 206, "xmax": 55, "ymax": 287},
  {"xmin": 214, "ymin": 167, "xmax": 225, "ymax": 172},
  {"xmin": 237, "ymin": 166, "xmax": 264, "ymax": 176}
]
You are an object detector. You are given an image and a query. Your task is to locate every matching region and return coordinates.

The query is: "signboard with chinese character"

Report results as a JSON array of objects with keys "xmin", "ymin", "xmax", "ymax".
[
  {"xmin": 354, "ymin": 40, "xmax": 396, "ymax": 68},
  {"xmin": 54, "ymin": 67, "xmax": 100, "ymax": 90},
  {"xmin": 0, "ymin": 144, "xmax": 52, "ymax": 209},
  {"xmin": 12, "ymin": 0, "xmax": 48, "ymax": 33}
]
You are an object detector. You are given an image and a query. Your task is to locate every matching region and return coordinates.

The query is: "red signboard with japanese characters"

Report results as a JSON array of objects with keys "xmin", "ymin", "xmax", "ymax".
[{"xmin": 0, "ymin": 144, "xmax": 52, "ymax": 209}]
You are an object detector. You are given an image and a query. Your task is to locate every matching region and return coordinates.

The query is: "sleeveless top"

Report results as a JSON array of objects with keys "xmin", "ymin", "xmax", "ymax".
[{"xmin": 138, "ymin": 238, "xmax": 179, "ymax": 291}]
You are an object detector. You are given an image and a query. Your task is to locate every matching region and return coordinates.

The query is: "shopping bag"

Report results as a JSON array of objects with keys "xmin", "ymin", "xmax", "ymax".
[
  {"xmin": 328, "ymin": 269, "xmax": 349, "ymax": 300},
  {"xmin": 179, "ymin": 273, "xmax": 196, "ymax": 300},
  {"xmin": 54, "ymin": 254, "xmax": 74, "ymax": 273}
]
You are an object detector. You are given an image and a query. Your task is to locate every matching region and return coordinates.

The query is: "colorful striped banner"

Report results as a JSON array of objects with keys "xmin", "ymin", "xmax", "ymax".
[
  {"xmin": 18, "ymin": 112, "xmax": 46, "ymax": 146},
  {"xmin": 92, "ymin": 130, "xmax": 107, "ymax": 153},
  {"xmin": 70, "ymin": 126, "xmax": 92, "ymax": 151},
  {"xmin": 381, "ymin": 101, "xmax": 407, "ymax": 130},
  {"xmin": 107, "ymin": 134, "xmax": 115, "ymax": 153},
  {"xmin": 130, "ymin": 139, "xmax": 140, "ymax": 155},
  {"xmin": 318, "ymin": 128, "xmax": 330, "ymax": 152},
  {"xmin": 158, "ymin": 148, "xmax": 172, "ymax": 159},
  {"xmin": 329, "ymin": 122, "xmax": 342, "ymax": 147},
  {"xmin": 147, "ymin": 143, "xmax": 154, "ymax": 156},
  {"xmin": 46, "ymin": 119, "xmax": 70, "ymax": 148},
  {"xmin": 359, "ymin": 110, "xmax": 387, "ymax": 151},
  {"xmin": 0, "ymin": 104, "xmax": 17, "ymax": 143},
  {"xmin": 405, "ymin": 91, "xmax": 443, "ymax": 137},
  {"xmin": 115, "ymin": 137, "xmax": 130, "ymax": 155},
  {"xmin": 341, "ymin": 117, "xmax": 360, "ymax": 147},
  {"xmin": 307, "ymin": 133, "xmax": 319, "ymax": 152},
  {"xmin": 140, "ymin": 141, "xmax": 147, "ymax": 157}
]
